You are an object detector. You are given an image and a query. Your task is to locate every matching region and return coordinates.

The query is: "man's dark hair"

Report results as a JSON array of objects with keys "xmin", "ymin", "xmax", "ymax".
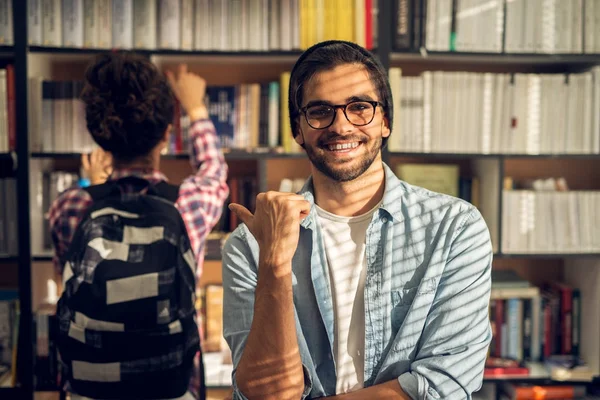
[
  {"xmin": 81, "ymin": 52, "xmax": 174, "ymax": 162},
  {"xmin": 288, "ymin": 40, "xmax": 393, "ymax": 148}
]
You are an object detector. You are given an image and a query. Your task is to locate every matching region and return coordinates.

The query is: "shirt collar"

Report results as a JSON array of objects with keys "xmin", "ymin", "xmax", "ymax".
[
  {"xmin": 298, "ymin": 162, "xmax": 404, "ymax": 228},
  {"xmin": 108, "ymin": 168, "xmax": 168, "ymax": 183}
]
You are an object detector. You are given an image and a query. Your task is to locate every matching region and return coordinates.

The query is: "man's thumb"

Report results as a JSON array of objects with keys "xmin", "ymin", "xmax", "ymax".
[{"xmin": 228, "ymin": 203, "xmax": 253, "ymax": 226}]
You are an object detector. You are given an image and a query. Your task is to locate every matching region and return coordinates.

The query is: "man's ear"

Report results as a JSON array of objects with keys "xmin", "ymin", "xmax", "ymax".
[
  {"xmin": 294, "ymin": 121, "xmax": 305, "ymax": 146},
  {"xmin": 381, "ymin": 116, "xmax": 391, "ymax": 138}
]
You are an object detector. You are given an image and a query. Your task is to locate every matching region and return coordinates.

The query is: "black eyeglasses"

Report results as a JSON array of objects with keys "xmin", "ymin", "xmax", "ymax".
[{"xmin": 299, "ymin": 100, "xmax": 383, "ymax": 130}]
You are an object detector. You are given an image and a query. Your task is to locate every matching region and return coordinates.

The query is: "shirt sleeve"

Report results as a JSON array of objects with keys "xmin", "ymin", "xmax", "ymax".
[
  {"xmin": 398, "ymin": 207, "xmax": 493, "ymax": 400},
  {"xmin": 48, "ymin": 188, "xmax": 93, "ymax": 277},
  {"xmin": 222, "ymin": 229, "xmax": 313, "ymax": 400},
  {"xmin": 175, "ymin": 119, "xmax": 229, "ymax": 279}
]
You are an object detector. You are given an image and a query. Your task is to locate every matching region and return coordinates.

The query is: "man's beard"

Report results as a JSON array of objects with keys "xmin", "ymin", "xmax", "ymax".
[{"xmin": 304, "ymin": 134, "xmax": 382, "ymax": 182}]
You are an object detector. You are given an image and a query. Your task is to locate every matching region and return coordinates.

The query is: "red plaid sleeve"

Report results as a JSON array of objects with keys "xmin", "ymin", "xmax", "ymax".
[
  {"xmin": 176, "ymin": 119, "xmax": 229, "ymax": 280},
  {"xmin": 48, "ymin": 187, "xmax": 93, "ymax": 276}
]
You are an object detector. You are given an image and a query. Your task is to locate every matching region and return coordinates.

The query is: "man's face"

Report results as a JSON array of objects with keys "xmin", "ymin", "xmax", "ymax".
[{"xmin": 295, "ymin": 63, "xmax": 390, "ymax": 182}]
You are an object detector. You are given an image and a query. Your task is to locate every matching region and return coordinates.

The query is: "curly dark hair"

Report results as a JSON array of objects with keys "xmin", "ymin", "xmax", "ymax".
[
  {"xmin": 289, "ymin": 40, "xmax": 393, "ymax": 148},
  {"xmin": 81, "ymin": 52, "xmax": 174, "ymax": 162}
]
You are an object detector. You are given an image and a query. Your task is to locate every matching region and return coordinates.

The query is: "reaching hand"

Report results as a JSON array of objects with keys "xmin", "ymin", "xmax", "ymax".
[
  {"xmin": 165, "ymin": 64, "xmax": 209, "ymax": 121},
  {"xmin": 82, "ymin": 148, "xmax": 113, "ymax": 185},
  {"xmin": 229, "ymin": 192, "xmax": 311, "ymax": 276}
]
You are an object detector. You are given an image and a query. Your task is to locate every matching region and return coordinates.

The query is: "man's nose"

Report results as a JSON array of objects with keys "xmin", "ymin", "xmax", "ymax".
[{"xmin": 329, "ymin": 107, "xmax": 354, "ymax": 134}]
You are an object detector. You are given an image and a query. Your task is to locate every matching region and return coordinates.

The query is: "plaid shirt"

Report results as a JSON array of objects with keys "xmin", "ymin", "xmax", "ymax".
[{"xmin": 48, "ymin": 118, "xmax": 229, "ymax": 281}]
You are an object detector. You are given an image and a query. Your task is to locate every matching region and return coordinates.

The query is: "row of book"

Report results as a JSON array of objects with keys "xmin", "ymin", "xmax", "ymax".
[
  {"xmin": 0, "ymin": 66, "xmax": 15, "ymax": 152},
  {"xmin": 388, "ymin": 67, "xmax": 600, "ymax": 155},
  {"xmin": 398, "ymin": 0, "xmax": 600, "ymax": 54},
  {"xmin": 30, "ymin": 169, "xmax": 79, "ymax": 256},
  {"xmin": 489, "ymin": 270, "xmax": 582, "ymax": 365},
  {"xmin": 167, "ymin": 82, "xmax": 282, "ymax": 153},
  {"xmin": 490, "ymin": 284, "xmax": 582, "ymax": 363},
  {"xmin": 29, "ymin": 77, "xmax": 285, "ymax": 153},
  {"xmin": 26, "ymin": 0, "xmax": 377, "ymax": 52},
  {"xmin": 0, "ymin": 289, "xmax": 18, "ymax": 388},
  {"xmin": 28, "ymin": 79, "xmax": 93, "ymax": 153},
  {"xmin": 502, "ymin": 177, "xmax": 600, "ymax": 254},
  {"xmin": 0, "ymin": 178, "xmax": 18, "ymax": 257}
]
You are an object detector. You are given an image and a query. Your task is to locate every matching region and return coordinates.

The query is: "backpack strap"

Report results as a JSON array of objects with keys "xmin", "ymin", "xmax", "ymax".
[
  {"xmin": 83, "ymin": 182, "xmax": 118, "ymax": 202},
  {"xmin": 154, "ymin": 181, "xmax": 181, "ymax": 203},
  {"xmin": 83, "ymin": 177, "xmax": 180, "ymax": 203}
]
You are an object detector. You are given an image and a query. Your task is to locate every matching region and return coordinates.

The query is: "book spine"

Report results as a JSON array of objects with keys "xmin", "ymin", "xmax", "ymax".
[
  {"xmin": 112, "ymin": 0, "xmax": 133, "ymax": 49},
  {"xmin": 158, "ymin": 0, "xmax": 181, "ymax": 49},
  {"xmin": 133, "ymin": 0, "xmax": 157, "ymax": 49},
  {"xmin": 42, "ymin": 0, "xmax": 62, "ymax": 46},
  {"xmin": 96, "ymin": 0, "xmax": 112, "ymax": 48},
  {"xmin": 0, "ymin": 0, "xmax": 13, "ymax": 45},
  {"xmin": 180, "ymin": 0, "xmax": 194, "ymax": 50},
  {"xmin": 29, "ymin": 0, "xmax": 43, "ymax": 45},
  {"xmin": 395, "ymin": 0, "xmax": 411, "ymax": 49},
  {"xmin": 83, "ymin": 0, "xmax": 98, "ymax": 47},
  {"xmin": 62, "ymin": 0, "xmax": 84, "ymax": 47}
]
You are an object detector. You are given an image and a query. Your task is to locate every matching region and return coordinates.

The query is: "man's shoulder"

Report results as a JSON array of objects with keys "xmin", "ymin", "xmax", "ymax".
[
  {"xmin": 222, "ymin": 223, "xmax": 258, "ymax": 258},
  {"xmin": 392, "ymin": 178, "xmax": 483, "ymax": 227}
]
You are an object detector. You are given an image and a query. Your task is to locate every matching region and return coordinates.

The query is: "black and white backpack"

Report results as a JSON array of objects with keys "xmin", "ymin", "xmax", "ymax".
[{"xmin": 56, "ymin": 177, "xmax": 202, "ymax": 399}]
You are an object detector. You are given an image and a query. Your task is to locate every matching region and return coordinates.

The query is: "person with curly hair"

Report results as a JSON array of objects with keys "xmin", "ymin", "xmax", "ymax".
[{"xmin": 48, "ymin": 52, "xmax": 229, "ymax": 399}]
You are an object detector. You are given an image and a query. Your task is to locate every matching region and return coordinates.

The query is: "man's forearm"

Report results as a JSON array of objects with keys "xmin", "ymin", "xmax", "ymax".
[
  {"xmin": 235, "ymin": 258, "xmax": 305, "ymax": 400},
  {"xmin": 324, "ymin": 380, "xmax": 411, "ymax": 400}
]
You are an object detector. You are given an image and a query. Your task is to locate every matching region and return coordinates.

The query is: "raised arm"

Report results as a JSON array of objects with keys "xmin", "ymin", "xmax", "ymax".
[{"xmin": 167, "ymin": 65, "xmax": 229, "ymax": 271}]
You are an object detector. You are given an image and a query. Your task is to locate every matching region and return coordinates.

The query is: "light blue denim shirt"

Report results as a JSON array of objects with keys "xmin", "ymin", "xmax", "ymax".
[{"xmin": 222, "ymin": 163, "xmax": 493, "ymax": 400}]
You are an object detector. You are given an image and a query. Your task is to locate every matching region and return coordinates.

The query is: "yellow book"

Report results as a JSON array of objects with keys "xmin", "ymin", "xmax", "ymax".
[
  {"xmin": 396, "ymin": 163, "xmax": 460, "ymax": 197},
  {"xmin": 280, "ymin": 72, "xmax": 293, "ymax": 153},
  {"xmin": 300, "ymin": 0, "xmax": 309, "ymax": 49}
]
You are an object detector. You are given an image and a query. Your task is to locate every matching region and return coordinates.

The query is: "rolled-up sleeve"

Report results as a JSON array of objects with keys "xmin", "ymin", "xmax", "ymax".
[
  {"xmin": 222, "ymin": 228, "xmax": 312, "ymax": 400},
  {"xmin": 398, "ymin": 207, "xmax": 493, "ymax": 400}
]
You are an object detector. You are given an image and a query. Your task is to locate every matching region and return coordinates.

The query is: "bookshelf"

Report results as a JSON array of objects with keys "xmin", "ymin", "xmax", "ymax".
[{"xmin": 0, "ymin": 0, "xmax": 599, "ymax": 399}]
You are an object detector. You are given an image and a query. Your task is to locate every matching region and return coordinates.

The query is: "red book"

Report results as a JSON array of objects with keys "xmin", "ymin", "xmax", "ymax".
[
  {"xmin": 484, "ymin": 366, "xmax": 529, "ymax": 377},
  {"xmin": 365, "ymin": 0, "xmax": 373, "ymax": 50}
]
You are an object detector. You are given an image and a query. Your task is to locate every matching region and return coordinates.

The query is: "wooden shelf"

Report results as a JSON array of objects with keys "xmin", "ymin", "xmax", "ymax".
[
  {"xmin": 0, "ymin": 256, "xmax": 18, "ymax": 262},
  {"xmin": 391, "ymin": 51, "xmax": 600, "ymax": 65},
  {"xmin": 389, "ymin": 152, "xmax": 600, "ymax": 160},
  {"xmin": 31, "ymin": 151, "xmax": 305, "ymax": 161},
  {"xmin": 28, "ymin": 46, "xmax": 304, "ymax": 64}
]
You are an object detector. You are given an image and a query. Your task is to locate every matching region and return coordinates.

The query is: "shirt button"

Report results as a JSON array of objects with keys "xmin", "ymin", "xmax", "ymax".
[{"xmin": 382, "ymin": 217, "xmax": 388, "ymax": 223}]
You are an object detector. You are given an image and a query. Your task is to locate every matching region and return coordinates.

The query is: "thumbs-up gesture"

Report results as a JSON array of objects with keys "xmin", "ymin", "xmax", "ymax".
[{"xmin": 229, "ymin": 192, "xmax": 311, "ymax": 276}]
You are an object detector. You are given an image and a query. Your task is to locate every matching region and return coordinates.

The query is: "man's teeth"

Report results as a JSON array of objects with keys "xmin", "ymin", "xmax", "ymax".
[{"xmin": 328, "ymin": 142, "xmax": 359, "ymax": 151}]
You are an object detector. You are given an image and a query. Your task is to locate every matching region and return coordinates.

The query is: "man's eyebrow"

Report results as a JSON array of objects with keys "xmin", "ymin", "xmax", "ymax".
[
  {"xmin": 303, "ymin": 94, "xmax": 377, "ymax": 108},
  {"xmin": 346, "ymin": 94, "xmax": 377, "ymax": 102}
]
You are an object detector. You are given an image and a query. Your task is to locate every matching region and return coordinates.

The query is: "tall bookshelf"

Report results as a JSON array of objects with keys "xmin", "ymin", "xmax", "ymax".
[{"xmin": 0, "ymin": 1, "xmax": 599, "ymax": 399}]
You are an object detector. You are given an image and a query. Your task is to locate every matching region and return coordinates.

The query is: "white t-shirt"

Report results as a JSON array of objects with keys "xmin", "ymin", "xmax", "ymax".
[{"xmin": 316, "ymin": 201, "xmax": 380, "ymax": 394}]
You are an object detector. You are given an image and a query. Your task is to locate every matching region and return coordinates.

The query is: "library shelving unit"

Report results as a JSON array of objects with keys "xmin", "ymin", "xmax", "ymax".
[{"xmin": 1, "ymin": 1, "xmax": 600, "ymax": 400}]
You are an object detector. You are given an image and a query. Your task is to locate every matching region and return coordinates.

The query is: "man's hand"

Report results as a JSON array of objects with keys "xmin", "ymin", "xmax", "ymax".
[
  {"xmin": 82, "ymin": 148, "xmax": 113, "ymax": 185},
  {"xmin": 229, "ymin": 192, "xmax": 311, "ymax": 276},
  {"xmin": 165, "ymin": 64, "xmax": 209, "ymax": 121}
]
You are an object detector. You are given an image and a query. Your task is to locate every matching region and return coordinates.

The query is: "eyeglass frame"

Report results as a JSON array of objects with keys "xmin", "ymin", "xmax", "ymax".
[{"xmin": 298, "ymin": 100, "xmax": 384, "ymax": 130}]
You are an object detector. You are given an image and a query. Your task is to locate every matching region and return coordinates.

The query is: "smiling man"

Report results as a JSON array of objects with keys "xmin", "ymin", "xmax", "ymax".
[{"xmin": 222, "ymin": 40, "xmax": 493, "ymax": 400}]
